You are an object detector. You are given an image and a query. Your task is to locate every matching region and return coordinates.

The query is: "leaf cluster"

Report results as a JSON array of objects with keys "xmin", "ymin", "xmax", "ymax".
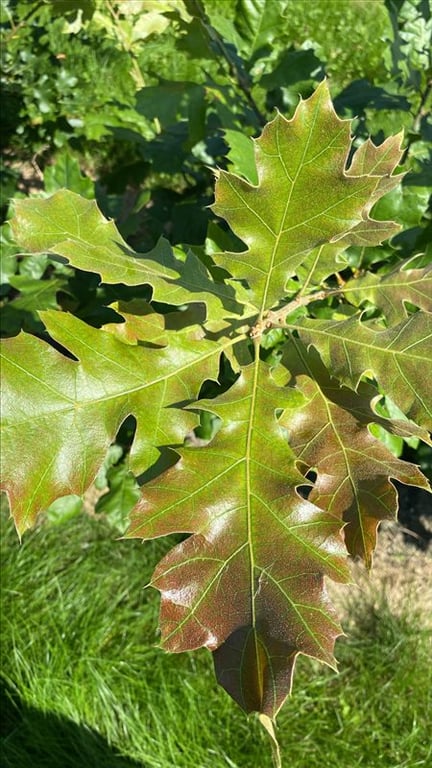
[
  {"xmin": 1, "ymin": 1, "xmax": 431, "ymax": 761},
  {"xmin": 2, "ymin": 77, "xmax": 432, "ymax": 732}
]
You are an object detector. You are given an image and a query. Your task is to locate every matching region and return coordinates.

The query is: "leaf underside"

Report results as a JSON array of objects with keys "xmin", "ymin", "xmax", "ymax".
[{"xmin": 1, "ymin": 81, "xmax": 431, "ymax": 719}]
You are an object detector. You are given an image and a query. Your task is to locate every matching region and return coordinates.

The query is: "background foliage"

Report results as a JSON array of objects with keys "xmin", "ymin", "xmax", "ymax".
[{"xmin": 1, "ymin": 0, "xmax": 431, "ymax": 766}]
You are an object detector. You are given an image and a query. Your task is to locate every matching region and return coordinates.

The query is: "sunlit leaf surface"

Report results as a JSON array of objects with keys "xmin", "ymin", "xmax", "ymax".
[{"xmin": 2, "ymin": 83, "xmax": 430, "ymax": 723}]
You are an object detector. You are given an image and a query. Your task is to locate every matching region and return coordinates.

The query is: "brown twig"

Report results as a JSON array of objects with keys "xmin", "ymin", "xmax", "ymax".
[{"xmin": 250, "ymin": 289, "xmax": 341, "ymax": 339}]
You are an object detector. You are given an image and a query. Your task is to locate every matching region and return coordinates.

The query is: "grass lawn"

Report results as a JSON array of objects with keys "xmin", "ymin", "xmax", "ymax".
[{"xmin": 1, "ymin": 503, "xmax": 431, "ymax": 768}]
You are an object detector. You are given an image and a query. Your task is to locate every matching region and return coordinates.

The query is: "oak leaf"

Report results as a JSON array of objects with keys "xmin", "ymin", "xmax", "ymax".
[{"xmin": 2, "ymin": 82, "xmax": 430, "ymax": 728}]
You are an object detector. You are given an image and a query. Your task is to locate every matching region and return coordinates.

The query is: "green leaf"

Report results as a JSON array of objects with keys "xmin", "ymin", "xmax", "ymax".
[
  {"xmin": 343, "ymin": 256, "xmax": 432, "ymax": 323},
  {"xmin": 0, "ymin": 223, "xmax": 20, "ymax": 284},
  {"xmin": 135, "ymin": 82, "xmax": 207, "ymax": 147},
  {"xmin": 259, "ymin": 47, "xmax": 324, "ymax": 90},
  {"xmin": 212, "ymin": 80, "xmax": 403, "ymax": 310},
  {"xmin": 233, "ymin": 0, "xmax": 288, "ymax": 59},
  {"xmin": 102, "ymin": 299, "xmax": 167, "ymax": 346},
  {"xmin": 95, "ymin": 458, "xmax": 140, "ymax": 533},
  {"xmin": 289, "ymin": 312, "xmax": 432, "ymax": 430},
  {"xmin": 7, "ymin": 275, "xmax": 65, "ymax": 312},
  {"xmin": 94, "ymin": 443, "xmax": 124, "ymax": 489},
  {"xmin": 0, "ymin": 309, "xmax": 234, "ymax": 534},
  {"xmin": 130, "ymin": 11, "xmax": 170, "ymax": 41},
  {"xmin": 224, "ymin": 129, "xmax": 259, "ymax": 184},
  {"xmin": 371, "ymin": 183, "xmax": 430, "ymax": 231},
  {"xmin": 10, "ymin": 191, "xmax": 245, "ymax": 325},
  {"xmin": 1, "ymin": 275, "xmax": 67, "ymax": 336},
  {"xmin": 46, "ymin": 494, "xmax": 84, "ymax": 525},
  {"xmin": 50, "ymin": 0, "xmax": 95, "ymax": 21},
  {"xmin": 44, "ymin": 152, "xmax": 94, "ymax": 198}
]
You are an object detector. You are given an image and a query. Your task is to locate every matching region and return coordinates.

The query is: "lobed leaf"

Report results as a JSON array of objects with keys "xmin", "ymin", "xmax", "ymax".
[
  {"xmin": 279, "ymin": 336, "xmax": 430, "ymax": 567},
  {"xmin": 128, "ymin": 358, "xmax": 349, "ymax": 717},
  {"xmin": 288, "ymin": 312, "xmax": 432, "ymax": 430},
  {"xmin": 342, "ymin": 256, "xmax": 432, "ymax": 323},
  {"xmin": 10, "ymin": 191, "xmax": 245, "ymax": 326},
  {"xmin": 0, "ymin": 310, "xmax": 234, "ymax": 534},
  {"xmin": 212, "ymin": 80, "xmax": 403, "ymax": 309}
]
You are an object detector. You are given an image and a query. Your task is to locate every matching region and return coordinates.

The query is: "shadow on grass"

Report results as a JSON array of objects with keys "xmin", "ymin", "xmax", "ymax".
[{"xmin": 0, "ymin": 678, "xmax": 144, "ymax": 768}]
